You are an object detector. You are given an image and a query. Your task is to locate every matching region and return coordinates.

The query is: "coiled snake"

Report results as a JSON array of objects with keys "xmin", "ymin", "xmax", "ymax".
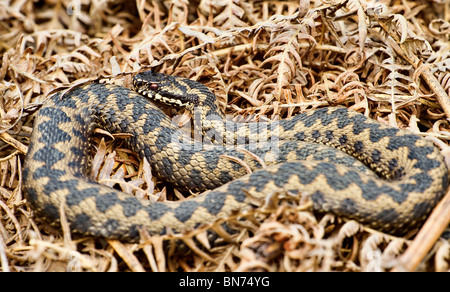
[{"xmin": 23, "ymin": 71, "xmax": 449, "ymax": 242}]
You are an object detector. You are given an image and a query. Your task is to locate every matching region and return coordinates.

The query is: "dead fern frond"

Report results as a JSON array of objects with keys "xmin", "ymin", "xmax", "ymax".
[
  {"xmin": 434, "ymin": 240, "xmax": 449, "ymax": 272},
  {"xmin": 208, "ymin": 0, "xmax": 248, "ymax": 29}
]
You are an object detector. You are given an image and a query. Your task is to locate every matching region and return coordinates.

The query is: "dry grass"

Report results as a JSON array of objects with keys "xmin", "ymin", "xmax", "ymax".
[{"xmin": 1, "ymin": 0, "xmax": 450, "ymax": 272}]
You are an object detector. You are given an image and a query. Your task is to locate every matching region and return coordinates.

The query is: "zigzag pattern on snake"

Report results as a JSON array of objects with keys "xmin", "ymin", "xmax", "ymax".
[{"xmin": 23, "ymin": 71, "xmax": 449, "ymax": 242}]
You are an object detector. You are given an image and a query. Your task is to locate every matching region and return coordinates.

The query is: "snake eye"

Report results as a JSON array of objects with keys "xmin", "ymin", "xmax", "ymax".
[{"xmin": 149, "ymin": 83, "xmax": 159, "ymax": 91}]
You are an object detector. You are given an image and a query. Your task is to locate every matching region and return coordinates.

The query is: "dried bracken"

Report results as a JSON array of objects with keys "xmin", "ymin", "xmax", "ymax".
[{"xmin": 0, "ymin": 0, "xmax": 449, "ymax": 271}]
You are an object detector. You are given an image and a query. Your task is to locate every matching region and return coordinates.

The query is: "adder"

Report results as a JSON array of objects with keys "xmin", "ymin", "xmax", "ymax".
[{"xmin": 23, "ymin": 71, "xmax": 449, "ymax": 242}]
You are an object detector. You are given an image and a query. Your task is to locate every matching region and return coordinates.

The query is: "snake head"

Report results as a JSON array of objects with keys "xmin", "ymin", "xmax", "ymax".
[{"xmin": 133, "ymin": 71, "xmax": 201, "ymax": 109}]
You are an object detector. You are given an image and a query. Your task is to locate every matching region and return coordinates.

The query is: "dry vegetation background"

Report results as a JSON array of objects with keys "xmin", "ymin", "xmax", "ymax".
[{"xmin": 0, "ymin": 0, "xmax": 449, "ymax": 272}]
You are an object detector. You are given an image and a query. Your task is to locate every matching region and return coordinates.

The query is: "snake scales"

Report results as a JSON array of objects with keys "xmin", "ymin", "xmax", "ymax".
[{"xmin": 23, "ymin": 71, "xmax": 449, "ymax": 242}]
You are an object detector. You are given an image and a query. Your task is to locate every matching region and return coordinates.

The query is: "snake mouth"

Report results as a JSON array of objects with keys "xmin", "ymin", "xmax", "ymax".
[
  {"xmin": 134, "ymin": 86, "xmax": 154, "ymax": 98},
  {"xmin": 152, "ymin": 92, "xmax": 194, "ymax": 108},
  {"xmin": 134, "ymin": 84, "xmax": 194, "ymax": 108},
  {"xmin": 133, "ymin": 71, "xmax": 199, "ymax": 109}
]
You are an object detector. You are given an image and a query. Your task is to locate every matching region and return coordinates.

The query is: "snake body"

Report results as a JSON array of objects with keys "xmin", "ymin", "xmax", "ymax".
[{"xmin": 23, "ymin": 71, "xmax": 449, "ymax": 242}]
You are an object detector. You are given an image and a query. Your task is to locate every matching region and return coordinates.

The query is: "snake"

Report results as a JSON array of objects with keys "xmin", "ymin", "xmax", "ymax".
[{"xmin": 23, "ymin": 70, "xmax": 449, "ymax": 242}]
